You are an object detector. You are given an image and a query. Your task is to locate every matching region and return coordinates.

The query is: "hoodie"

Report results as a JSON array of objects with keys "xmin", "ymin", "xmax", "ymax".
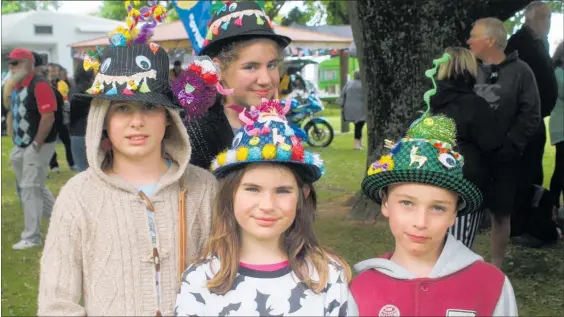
[
  {"xmin": 350, "ymin": 234, "xmax": 518, "ymax": 316},
  {"xmin": 38, "ymin": 99, "xmax": 217, "ymax": 316},
  {"xmin": 474, "ymin": 51, "xmax": 540, "ymax": 155}
]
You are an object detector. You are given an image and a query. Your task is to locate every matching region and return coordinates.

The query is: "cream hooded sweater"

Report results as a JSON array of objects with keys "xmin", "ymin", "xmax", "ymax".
[{"xmin": 38, "ymin": 99, "xmax": 217, "ymax": 316}]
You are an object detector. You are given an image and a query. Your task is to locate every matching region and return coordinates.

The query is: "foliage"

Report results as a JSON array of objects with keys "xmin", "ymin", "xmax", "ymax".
[
  {"xmin": 263, "ymin": 0, "xmax": 286, "ymax": 20},
  {"xmin": 280, "ymin": 6, "xmax": 314, "ymax": 26},
  {"xmin": 1, "ymin": 0, "xmax": 60, "ymax": 14},
  {"xmin": 97, "ymin": 0, "xmax": 178, "ymax": 22}
]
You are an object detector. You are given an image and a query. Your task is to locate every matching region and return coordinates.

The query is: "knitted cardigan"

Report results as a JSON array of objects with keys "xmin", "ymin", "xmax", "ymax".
[{"xmin": 38, "ymin": 99, "xmax": 217, "ymax": 316}]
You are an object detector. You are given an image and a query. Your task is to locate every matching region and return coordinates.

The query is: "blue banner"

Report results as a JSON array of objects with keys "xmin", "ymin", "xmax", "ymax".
[{"xmin": 173, "ymin": 1, "xmax": 212, "ymax": 55}]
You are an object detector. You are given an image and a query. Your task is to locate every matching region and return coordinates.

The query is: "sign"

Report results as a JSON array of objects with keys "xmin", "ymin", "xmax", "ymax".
[{"xmin": 173, "ymin": 0, "xmax": 212, "ymax": 55}]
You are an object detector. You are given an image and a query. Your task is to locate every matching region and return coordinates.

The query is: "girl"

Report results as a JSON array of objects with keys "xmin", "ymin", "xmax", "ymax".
[
  {"xmin": 38, "ymin": 3, "xmax": 216, "ymax": 315},
  {"xmin": 175, "ymin": 100, "xmax": 357, "ymax": 316},
  {"xmin": 430, "ymin": 47, "xmax": 501, "ymax": 248},
  {"xmin": 185, "ymin": 0, "xmax": 291, "ymax": 170}
]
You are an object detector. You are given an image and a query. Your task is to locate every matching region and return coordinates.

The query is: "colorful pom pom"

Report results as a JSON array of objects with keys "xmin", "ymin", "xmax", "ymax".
[
  {"xmin": 248, "ymin": 147, "xmax": 262, "ymax": 161},
  {"xmin": 277, "ymin": 147, "xmax": 291, "ymax": 161},
  {"xmin": 291, "ymin": 145, "xmax": 305, "ymax": 162},
  {"xmin": 304, "ymin": 152, "xmax": 314, "ymax": 164},
  {"xmin": 236, "ymin": 147, "xmax": 249, "ymax": 161},
  {"xmin": 249, "ymin": 137, "xmax": 260, "ymax": 146},
  {"xmin": 217, "ymin": 151, "xmax": 227, "ymax": 166},
  {"xmin": 262, "ymin": 144, "xmax": 276, "ymax": 160},
  {"xmin": 226, "ymin": 149, "xmax": 237, "ymax": 165}
]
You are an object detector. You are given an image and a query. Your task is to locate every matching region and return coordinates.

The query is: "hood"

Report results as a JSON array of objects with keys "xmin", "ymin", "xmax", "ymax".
[
  {"xmin": 481, "ymin": 51, "xmax": 519, "ymax": 69},
  {"xmin": 430, "ymin": 80, "xmax": 474, "ymax": 110},
  {"xmin": 85, "ymin": 98, "xmax": 192, "ymax": 194},
  {"xmin": 354, "ymin": 234, "xmax": 482, "ymax": 279}
]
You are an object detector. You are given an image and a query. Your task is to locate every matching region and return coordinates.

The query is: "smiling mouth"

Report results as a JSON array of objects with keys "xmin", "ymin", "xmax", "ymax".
[{"xmin": 253, "ymin": 90, "xmax": 271, "ymax": 96}]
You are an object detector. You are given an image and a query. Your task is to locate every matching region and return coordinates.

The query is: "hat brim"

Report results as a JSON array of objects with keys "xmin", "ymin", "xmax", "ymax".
[
  {"xmin": 361, "ymin": 169, "xmax": 482, "ymax": 216},
  {"xmin": 74, "ymin": 91, "xmax": 179, "ymax": 109},
  {"xmin": 200, "ymin": 30, "xmax": 292, "ymax": 57},
  {"xmin": 213, "ymin": 160, "xmax": 321, "ymax": 183}
]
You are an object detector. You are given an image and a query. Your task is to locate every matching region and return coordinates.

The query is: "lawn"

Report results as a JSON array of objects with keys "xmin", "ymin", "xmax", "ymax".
[{"xmin": 1, "ymin": 115, "xmax": 563, "ymax": 316}]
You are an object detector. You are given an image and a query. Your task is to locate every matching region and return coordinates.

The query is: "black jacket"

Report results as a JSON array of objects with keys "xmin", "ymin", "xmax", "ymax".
[
  {"xmin": 185, "ymin": 100, "xmax": 234, "ymax": 170},
  {"xmin": 431, "ymin": 80, "xmax": 502, "ymax": 192},
  {"xmin": 68, "ymin": 84, "xmax": 91, "ymax": 136},
  {"xmin": 475, "ymin": 51, "xmax": 541, "ymax": 155},
  {"xmin": 506, "ymin": 26, "xmax": 558, "ymax": 118}
]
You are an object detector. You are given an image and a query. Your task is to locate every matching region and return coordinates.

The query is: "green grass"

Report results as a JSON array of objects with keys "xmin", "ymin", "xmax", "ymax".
[{"xmin": 1, "ymin": 116, "xmax": 562, "ymax": 316}]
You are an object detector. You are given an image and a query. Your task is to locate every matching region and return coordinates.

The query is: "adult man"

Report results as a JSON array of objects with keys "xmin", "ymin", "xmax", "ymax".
[
  {"xmin": 47, "ymin": 62, "xmax": 76, "ymax": 172},
  {"xmin": 467, "ymin": 18, "xmax": 541, "ymax": 268},
  {"xmin": 505, "ymin": 1, "xmax": 559, "ymax": 242},
  {"xmin": 7, "ymin": 48, "xmax": 58, "ymax": 250}
]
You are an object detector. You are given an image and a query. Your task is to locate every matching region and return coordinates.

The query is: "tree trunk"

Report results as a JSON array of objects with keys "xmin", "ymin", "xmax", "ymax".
[{"xmin": 347, "ymin": 0, "xmax": 533, "ymax": 220}]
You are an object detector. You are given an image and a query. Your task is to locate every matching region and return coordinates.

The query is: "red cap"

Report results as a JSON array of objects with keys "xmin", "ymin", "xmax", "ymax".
[{"xmin": 8, "ymin": 48, "xmax": 34, "ymax": 62}]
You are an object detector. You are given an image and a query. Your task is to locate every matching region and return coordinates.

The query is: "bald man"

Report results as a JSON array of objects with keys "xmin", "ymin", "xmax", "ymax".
[{"xmin": 506, "ymin": 1, "xmax": 558, "ymax": 246}]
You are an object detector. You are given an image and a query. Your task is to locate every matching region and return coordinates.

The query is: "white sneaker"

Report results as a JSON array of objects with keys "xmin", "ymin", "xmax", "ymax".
[
  {"xmin": 51, "ymin": 167, "xmax": 60, "ymax": 173},
  {"xmin": 12, "ymin": 239, "xmax": 42, "ymax": 250}
]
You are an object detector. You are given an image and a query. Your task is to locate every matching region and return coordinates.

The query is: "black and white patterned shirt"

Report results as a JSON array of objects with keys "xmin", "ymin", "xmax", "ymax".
[{"xmin": 175, "ymin": 257, "xmax": 358, "ymax": 316}]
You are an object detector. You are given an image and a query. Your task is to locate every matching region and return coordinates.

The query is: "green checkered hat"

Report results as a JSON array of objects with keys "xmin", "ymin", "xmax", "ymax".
[{"xmin": 361, "ymin": 53, "xmax": 482, "ymax": 216}]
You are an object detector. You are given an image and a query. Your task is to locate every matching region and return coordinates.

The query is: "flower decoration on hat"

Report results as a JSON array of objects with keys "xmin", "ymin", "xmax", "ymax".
[
  {"xmin": 83, "ymin": 0, "xmax": 166, "ymax": 74},
  {"xmin": 211, "ymin": 98, "xmax": 324, "ymax": 182},
  {"xmin": 360, "ymin": 52, "xmax": 482, "ymax": 215},
  {"xmin": 171, "ymin": 56, "xmax": 234, "ymax": 121}
]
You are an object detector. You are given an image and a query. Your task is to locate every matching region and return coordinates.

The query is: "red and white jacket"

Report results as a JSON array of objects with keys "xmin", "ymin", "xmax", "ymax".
[{"xmin": 350, "ymin": 234, "xmax": 518, "ymax": 317}]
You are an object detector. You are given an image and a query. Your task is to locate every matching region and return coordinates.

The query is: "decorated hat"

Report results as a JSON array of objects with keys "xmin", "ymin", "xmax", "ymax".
[
  {"xmin": 79, "ymin": 1, "xmax": 177, "ymax": 108},
  {"xmin": 361, "ymin": 53, "xmax": 482, "ymax": 215},
  {"xmin": 170, "ymin": 55, "xmax": 234, "ymax": 121},
  {"xmin": 211, "ymin": 99, "xmax": 324, "ymax": 182},
  {"xmin": 200, "ymin": 0, "xmax": 291, "ymax": 57}
]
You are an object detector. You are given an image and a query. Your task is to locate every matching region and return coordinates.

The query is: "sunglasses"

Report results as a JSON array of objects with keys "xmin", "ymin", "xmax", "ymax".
[{"xmin": 8, "ymin": 60, "xmax": 21, "ymax": 66}]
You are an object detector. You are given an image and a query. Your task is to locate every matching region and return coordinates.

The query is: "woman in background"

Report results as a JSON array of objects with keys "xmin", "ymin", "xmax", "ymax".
[
  {"xmin": 339, "ymin": 70, "xmax": 365, "ymax": 150},
  {"xmin": 430, "ymin": 47, "xmax": 501, "ymax": 248},
  {"xmin": 550, "ymin": 41, "xmax": 564, "ymax": 219}
]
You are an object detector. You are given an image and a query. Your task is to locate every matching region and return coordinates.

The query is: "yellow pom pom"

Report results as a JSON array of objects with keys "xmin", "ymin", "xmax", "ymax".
[
  {"xmin": 249, "ymin": 137, "xmax": 260, "ymax": 146},
  {"xmin": 280, "ymin": 143, "xmax": 291, "ymax": 151},
  {"xmin": 217, "ymin": 152, "xmax": 227, "ymax": 166},
  {"xmin": 262, "ymin": 144, "xmax": 277, "ymax": 160},
  {"xmin": 236, "ymin": 147, "xmax": 249, "ymax": 161}
]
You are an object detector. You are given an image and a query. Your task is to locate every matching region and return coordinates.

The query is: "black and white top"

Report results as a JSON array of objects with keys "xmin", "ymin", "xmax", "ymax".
[{"xmin": 175, "ymin": 257, "xmax": 358, "ymax": 316}]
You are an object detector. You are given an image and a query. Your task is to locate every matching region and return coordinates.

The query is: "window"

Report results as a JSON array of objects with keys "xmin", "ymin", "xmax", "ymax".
[{"xmin": 34, "ymin": 25, "xmax": 53, "ymax": 35}]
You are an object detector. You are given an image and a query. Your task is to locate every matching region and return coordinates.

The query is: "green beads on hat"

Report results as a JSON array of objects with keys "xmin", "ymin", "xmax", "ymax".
[{"xmin": 406, "ymin": 114, "xmax": 457, "ymax": 145}]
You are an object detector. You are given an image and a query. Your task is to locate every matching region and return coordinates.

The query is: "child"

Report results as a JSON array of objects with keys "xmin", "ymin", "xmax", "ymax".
[
  {"xmin": 38, "ymin": 3, "xmax": 216, "ymax": 315},
  {"xmin": 185, "ymin": 0, "xmax": 291, "ymax": 170},
  {"xmin": 350, "ymin": 54, "xmax": 518, "ymax": 316},
  {"xmin": 175, "ymin": 99, "xmax": 358, "ymax": 316}
]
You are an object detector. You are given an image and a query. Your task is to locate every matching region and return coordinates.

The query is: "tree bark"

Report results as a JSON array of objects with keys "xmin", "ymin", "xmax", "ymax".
[{"xmin": 347, "ymin": 0, "xmax": 533, "ymax": 220}]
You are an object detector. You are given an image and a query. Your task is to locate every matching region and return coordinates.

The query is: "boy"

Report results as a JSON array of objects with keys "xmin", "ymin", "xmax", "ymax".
[{"xmin": 350, "ymin": 56, "xmax": 518, "ymax": 315}]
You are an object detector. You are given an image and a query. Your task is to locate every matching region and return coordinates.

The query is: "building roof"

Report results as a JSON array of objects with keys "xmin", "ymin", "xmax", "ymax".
[
  {"xmin": 290, "ymin": 24, "xmax": 353, "ymax": 39},
  {"xmin": 69, "ymin": 21, "xmax": 353, "ymax": 48}
]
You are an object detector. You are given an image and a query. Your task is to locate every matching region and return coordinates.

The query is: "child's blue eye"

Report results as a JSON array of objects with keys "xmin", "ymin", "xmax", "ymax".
[
  {"xmin": 276, "ymin": 188, "xmax": 291, "ymax": 194},
  {"xmin": 267, "ymin": 62, "xmax": 278, "ymax": 69},
  {"xmin": 143, "ymin": 103, "xmax": 158, "ymax": 111},
  {"xmin": 115, "ymin": 105, "xmax": 130, "ymax": 112},
  {"xmin": 432, "ymin": 205, "xmax": 447, "ymax": 212},
  {"xmin": 399, "ymin": 200, "xmax": 412, "ymax": 206},
  {"xmin": 243, "ymin": 65, "xmax": 256, "ymax": 71},
  {"xmin": 245, "ymin": 187, "xmax": 259, "ymax": 192}
]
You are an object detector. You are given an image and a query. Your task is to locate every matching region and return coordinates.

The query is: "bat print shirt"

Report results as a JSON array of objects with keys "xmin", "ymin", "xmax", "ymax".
[{"xmin": 175, "ymin": 257, "xmax": 358, "ymax": 316}]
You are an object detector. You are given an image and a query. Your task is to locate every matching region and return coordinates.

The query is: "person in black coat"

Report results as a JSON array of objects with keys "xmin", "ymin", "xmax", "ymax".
[
  {"xmin": 430, "ymin": 47, "xmax": 502, "ymax": 248},
  {"xmin": 505, "ymin": 1, "xmax": 558, "ymax": 238},
  {"xmin": 68, "ymin": 64, "xmax": 94, "ymax": 172}
]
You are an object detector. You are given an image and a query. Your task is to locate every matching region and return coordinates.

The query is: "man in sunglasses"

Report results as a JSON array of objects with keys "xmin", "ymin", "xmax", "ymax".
[
  {"xmin": 7, "ymin": 48, "xmax": 58, "ymax": 250},
  {"xmin": 467, "ymin": 18, "xmax": 541, "ymax": 268}
]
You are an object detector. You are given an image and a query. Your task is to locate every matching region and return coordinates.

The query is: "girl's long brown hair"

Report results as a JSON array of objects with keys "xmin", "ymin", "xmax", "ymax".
[{"xmin": 195, "ymin": 163, "xmax": 352, "ymax": 294}]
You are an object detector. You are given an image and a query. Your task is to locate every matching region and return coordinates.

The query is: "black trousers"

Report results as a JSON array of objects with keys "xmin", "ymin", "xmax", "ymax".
[
  {"xmin": 354, "ymin": 121, "xmax": 365, "ymax": 140},
  {"xmin": 50, "ymin": 120, "xmax": 74, "ymax": 169},
  {"xmin": 511, "ymin": 122, "xmax": 547, "ymax": 236},
  {"xmin": 550, "ymin": 141, "xmax": 564, "ymax": 208}
]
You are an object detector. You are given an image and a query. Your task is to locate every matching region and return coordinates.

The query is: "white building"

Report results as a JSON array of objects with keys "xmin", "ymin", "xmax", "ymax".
[{"xmin": 1, "ymin": 11, "xmax": 122, "ymax": 77}]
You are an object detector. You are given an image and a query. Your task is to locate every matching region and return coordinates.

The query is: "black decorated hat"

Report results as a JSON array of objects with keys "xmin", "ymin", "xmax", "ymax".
[
  {"xmin": 361, "ymin": 53, "xmax": 483, "ymax": 216},
  {"xmin": 200, "ymin": 1, "xmax": 291, "ymax": 57},
  {"xmin": 78, "ymin": 1, "xmax": 177, "ymax": 108},
  {"xmin": 81, "ymin": 44, "xmax": 177, "ymax": 108}
]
